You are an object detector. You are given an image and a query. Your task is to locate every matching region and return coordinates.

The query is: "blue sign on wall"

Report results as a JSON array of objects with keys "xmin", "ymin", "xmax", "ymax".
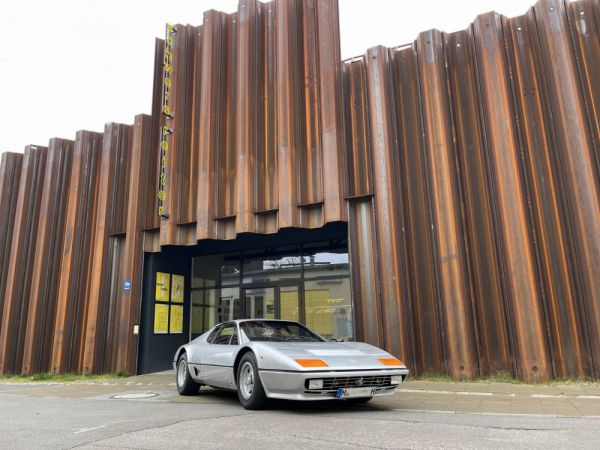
[{"xmin": 124, "ymin": 280, "xmax": 132, "ymax": 291}]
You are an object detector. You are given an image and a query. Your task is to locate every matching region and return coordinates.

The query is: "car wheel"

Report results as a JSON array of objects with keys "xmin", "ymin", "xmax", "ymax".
[
  {"xmin": 176, "ymin": 353, "xmax": 200, "ymax": 396},
  {"xmin": 237, "ymin": 352, "xmax": 268, "ymax": 410}
]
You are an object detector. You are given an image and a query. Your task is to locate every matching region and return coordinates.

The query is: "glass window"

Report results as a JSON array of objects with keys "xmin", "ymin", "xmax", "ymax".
[
  {"xmin": 303, "ymin": 244, "xmax": 349, "ymax": 279},
  {"xmin": 212, "ymin": 323, "xmax": 238, "ymax": 345},
  {"xmin": 240, "ymin": 320, "xmax": 324, "ymax": 342},
  {"xmin": 304, "ymin": 278, "xmax": 353, "ymax": 341},
  {"xmin": 192, "ymin": 253, "xmax": 240, "ymax": 288},
  {"xmin": 206, "ymin": 325, "xmax": 222, "ymax": 343},
  {"xmin": 191, "ymin": 287, "xmax": 239, "ymax": 338},
  {"xmin": 242, "ymin": 253, "xmax": 301, "ymax": 284},
  {"xmin": 244, "ymin": 287, "xmax": 276, "ymax": 319},
  {"xmin": 280, "ymin": 285, "xmax": 300, "ymax": 322}
]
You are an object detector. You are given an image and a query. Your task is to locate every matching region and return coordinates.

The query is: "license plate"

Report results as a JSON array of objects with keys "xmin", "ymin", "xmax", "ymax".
[{"xmin": 336, "ymin": 387, "xmax": 375, "ymax": 399}]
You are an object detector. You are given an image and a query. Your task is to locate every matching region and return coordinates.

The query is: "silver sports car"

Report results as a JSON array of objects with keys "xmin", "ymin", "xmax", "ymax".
[{"xmin": 173, "ymin": 319, "xmax": 409, "ymax": 409}]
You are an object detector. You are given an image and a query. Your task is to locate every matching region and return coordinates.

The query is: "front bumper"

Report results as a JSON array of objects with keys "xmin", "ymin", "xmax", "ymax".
[{"xmin": 258, "ymin": 368, "xmax": 409, "ymax": 401}]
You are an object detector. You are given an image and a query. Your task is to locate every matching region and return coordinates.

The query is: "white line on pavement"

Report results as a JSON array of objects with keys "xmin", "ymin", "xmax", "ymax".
[{"xmin": 74, "ymin": 424, "xmax": 108, "ymax": 434}]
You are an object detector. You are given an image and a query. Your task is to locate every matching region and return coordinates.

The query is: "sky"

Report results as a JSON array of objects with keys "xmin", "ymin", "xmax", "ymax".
[{"xmin": 0, "ymin": 0, "xmax": 533, "ymax": 154}]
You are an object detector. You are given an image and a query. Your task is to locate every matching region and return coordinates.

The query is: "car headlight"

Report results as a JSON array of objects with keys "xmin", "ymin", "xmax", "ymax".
[
  {"xmin": 391, "ymin": 375, "xmax": 404, "ymax": 385},
  {"xmin": 308, "ymin": 379, "xmax": 324, "ymax": 390}
]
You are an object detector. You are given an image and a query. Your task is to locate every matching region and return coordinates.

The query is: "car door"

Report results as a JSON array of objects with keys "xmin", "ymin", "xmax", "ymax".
[
  {"xmin": 189, "ymin": 325, "xmax": 221, "ymax": 380},
  {"xmin": 200, "ymin": 322, "xmax": 240, "ymax": 389}
]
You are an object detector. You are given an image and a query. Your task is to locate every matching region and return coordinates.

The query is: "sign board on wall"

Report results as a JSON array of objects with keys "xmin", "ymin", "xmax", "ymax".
[{"xmin": 153, "ymin": 271, "xmax": 185, "ymax": 334}]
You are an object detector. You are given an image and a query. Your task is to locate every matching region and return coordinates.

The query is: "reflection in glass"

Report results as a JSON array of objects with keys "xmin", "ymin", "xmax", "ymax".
[
  {"xmin": 280, "ymin": 285, "xmax": 300, "ymax": 322},
  {"xmin": 304, "ymin": 278, "xmax": 353, "ymax": 341},
  {"xmin": 244, "ymin": 287, "xmax": 275, "ymax": 319},
  {"xmin": 242, "ymin": 254, "xmax": 301, "ymax": 284},
  {"xmin": 191, "ymin": 287, "xmax": 239, "ymax": 338},
  {"xmin": 191, "ymin": 253, "xmax": 240, "ymax": 288},
  {"xmin": 303, "ymin": 247, "xmax": 349, "ymax": 279},
  {"xmin": 190, "ymin": 242, "xmax": 353, "ymax": 341}
]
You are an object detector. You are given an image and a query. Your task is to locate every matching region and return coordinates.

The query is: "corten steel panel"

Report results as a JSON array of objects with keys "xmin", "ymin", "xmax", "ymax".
[
  {"xmin": 51, "ymin": 131, "xmax": 103, "ymax": 373},
  {"xmin": 143, "ymin": 38, "xmax": 164, "ymax": 232},
  {"xmin": 21, "ymin": 139, "xmax": 74, "ymax": 375},
  {"xmin": 416, "ymin": 30, "xmax": 478, "ymax": 379},
  {"xmin": 113, "ymin": 114, "xmax": 154, "ymax": 374},
  {"xmin": 236, "ymin": 0, "xmax": 260, "ymax": 233},
  {"xmin": 567, "ymin": 0, "xmax": 600, "ymax": 176},
  {"xmin": 276, "ymin": 0, "xmax": 303, "ymax": 228},
  {"xmin": 348, "ymin": 198, "xmax": 383, "ymax": 348},
  {"xmin": 390, "ymin": 46, "xmax": 446, "ymax": 376},
  {"xmin": 0, "ymin": 153, "xmax": 22, "ymax": 316},
  {"xmin": 473, "ymin": 12, "xmax": 551, "ymax": 380},
  {"xmin": 255, "ymin": 0, "xmax": 278, "ymax": 216},
  {"xmin": 343, "ymin": 61, "xmax": 373, "ymax": 197},
  {"xmin": 534, "ymin": 0, "xmax": 600, "ymax": 377},
  {"xmin": 0, "ymin": 146, "xmax": 47, "ymax": 374},
  {"xmin": 444, "ymin": 30, "xmax": 512, "ymax": 376},
  {"xmin": 504, "ymin": 12, "xmax": 587, "ymax": 378},
  {"xmin": 363, "ymin": 46, "xmax": 414, "ymax": 365},
  {"xmin": 196, "ymin": 10, "xmax": 228, "ymax": 240},
  {"xmin": 317, "ymin": 0, "xmax": 347, "ymax": 223},
  {"xmin": 83, "ymin": 123, "xmax": 132, "ymax": 374}
]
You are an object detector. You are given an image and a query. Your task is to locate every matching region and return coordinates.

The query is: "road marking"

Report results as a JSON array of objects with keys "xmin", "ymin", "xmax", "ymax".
[
  {"xmin": 577, "ymin": 395, "xmax": 600, "ymax": 400},
  {"xmin": 397, "ymin": 389, "xmax": 494, "ymax": 397},
  {"xmin": 532, "ymin": 394, "xmax": 566, "ymax": 398},
  {"xmin": 74, "ymin": 424, "xmax": 107, "ymax": 434}
]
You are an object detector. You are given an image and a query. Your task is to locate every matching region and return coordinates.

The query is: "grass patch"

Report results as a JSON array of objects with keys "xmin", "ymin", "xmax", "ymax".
[
  {"xmin": 0, "ymin": 372, "xmax": 130, "ymax": 383},
  {"xmin": 411, "ymin": 372, "xmax": 600, "ymax": 386}
]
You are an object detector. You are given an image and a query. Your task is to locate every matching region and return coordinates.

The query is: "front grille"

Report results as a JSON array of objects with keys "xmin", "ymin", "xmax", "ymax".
[{"xmin": 306, "ymin": 375, "xmax": 392, "ymax": 390}]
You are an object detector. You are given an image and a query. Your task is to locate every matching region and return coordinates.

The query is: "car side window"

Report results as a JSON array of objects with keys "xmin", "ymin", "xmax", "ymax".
[
  {"xmin": 207, "ymin": 325, "xmax": 222, "ymax": 344},
  {"xmin": 212, "ymin": 324, "xmax": 238, "ymax": 345}
]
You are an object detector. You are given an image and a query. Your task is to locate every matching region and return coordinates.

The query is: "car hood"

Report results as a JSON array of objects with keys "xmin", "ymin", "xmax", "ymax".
[{"xmin": 254, "ymin": 341, "xmax": 406, "ymax": 371}]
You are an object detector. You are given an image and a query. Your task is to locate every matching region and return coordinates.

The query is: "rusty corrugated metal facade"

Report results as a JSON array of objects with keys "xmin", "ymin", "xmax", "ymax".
[{"xmin": 0, "ymin": 0, "xmax": 598, "ymax": 380}]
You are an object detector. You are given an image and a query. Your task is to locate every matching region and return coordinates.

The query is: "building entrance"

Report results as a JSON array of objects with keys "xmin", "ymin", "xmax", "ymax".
[
  {"xmin": 138, "ymin": 223, "xmax": 351, "ymax": 374},
  {"xmin": 190, "ymin": 240, "xmax": 353, "ymax": 342}
]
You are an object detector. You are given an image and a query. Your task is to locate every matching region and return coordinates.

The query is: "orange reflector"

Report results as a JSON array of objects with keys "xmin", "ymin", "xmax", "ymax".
[
  {"xmin": 378, "ymin": 358, "xmax": 404, "ymax": 366},
  {"xmin": 295, "ymin": 359, "xmax": 329, "ymax": 368}
]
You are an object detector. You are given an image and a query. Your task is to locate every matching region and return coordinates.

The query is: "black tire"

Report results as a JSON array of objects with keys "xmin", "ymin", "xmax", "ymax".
[
  {"xmin": 176, "ymin": 353, "xmax": 200, "ymax": 396},
  {"xmin": 347, "ymin": 397, "xmax": 373, "ymax": 404},
  {"xmin": 236, "ymin": 352, "xmax": 269, "ymax": 410}
]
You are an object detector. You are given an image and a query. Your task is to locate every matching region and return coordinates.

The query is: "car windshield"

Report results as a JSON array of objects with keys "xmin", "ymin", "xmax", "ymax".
[{"xmin": 240, "ymin": 320, "xmax": 325, "ymax": 342}]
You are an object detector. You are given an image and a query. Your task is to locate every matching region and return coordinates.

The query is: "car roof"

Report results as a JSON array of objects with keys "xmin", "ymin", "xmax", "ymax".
[{"xmin": 233, "ymin": 319, "xmax": 300, "ymax": 323}]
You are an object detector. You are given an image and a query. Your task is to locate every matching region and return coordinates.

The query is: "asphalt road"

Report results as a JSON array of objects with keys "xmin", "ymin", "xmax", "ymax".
[{"xmin": 1, "ymin": 382, "xmax": 599, "ymax": 449}]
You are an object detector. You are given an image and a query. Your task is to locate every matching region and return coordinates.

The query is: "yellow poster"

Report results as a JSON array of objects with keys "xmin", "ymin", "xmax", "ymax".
[
  {"xmin": 171, "ymin": 274, "xmax": 184, "ymax": 303},
  {"xmin": 154, "ymin": 304, "xmax": 169, "ymax": 334},
  {"xmin": 170, "ymin": 305, "xmax": 184, "ymax": 334},
  {"xmin": 155, "ymin": 272, "xmax": 170, "ymax": 301}
]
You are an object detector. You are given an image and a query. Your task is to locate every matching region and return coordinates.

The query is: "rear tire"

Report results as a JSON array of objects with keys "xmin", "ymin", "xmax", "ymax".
[
  {"xmin": 236, "ymin": 353, "xmax": 269, "ymax": 410},
  {"xmin": 176, "ymin": 353, "xmax": 200, "ymax": 396}
]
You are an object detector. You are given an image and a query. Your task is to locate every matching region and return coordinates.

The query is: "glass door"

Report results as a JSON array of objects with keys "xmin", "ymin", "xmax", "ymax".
[
  {"xmin": 279, "ymin": 285, "xmax": 300, "ymax": 322},
  {"xmin": 242, "ymin": 284, "xmax": 301, "ymax": 321},
  {"xmin": 244, "ymin": 287, "xmax": 276, "ymax": 319}
]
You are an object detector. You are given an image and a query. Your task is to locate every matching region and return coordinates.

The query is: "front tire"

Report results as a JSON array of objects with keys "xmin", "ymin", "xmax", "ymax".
[
  {"xmin": 236, "ymin": 353, "xmax": 268, "ymax": 410},
  {"xmin": 176, "ymin": 353, "xmax": 200, "ymax": 396}
]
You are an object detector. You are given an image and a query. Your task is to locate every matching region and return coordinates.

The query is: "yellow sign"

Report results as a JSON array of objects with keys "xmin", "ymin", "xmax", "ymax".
[
  {"xmin": 171, "ymin": 274, "xmax": 184, "ymax": 303},
  {"xmin": 170, "ymin": 305, "xmax": 184, "ymax": 334},
  {"xmin": 155, "ymin": 272, "xmax": 170, "ymax": 301},
  {"xmin": 158, "ymin": 23, "xmax": 177, "ymax": 217},
  {"xmin": 154, "ymin": 304, "xmax": 169, "ymax": 334}
]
